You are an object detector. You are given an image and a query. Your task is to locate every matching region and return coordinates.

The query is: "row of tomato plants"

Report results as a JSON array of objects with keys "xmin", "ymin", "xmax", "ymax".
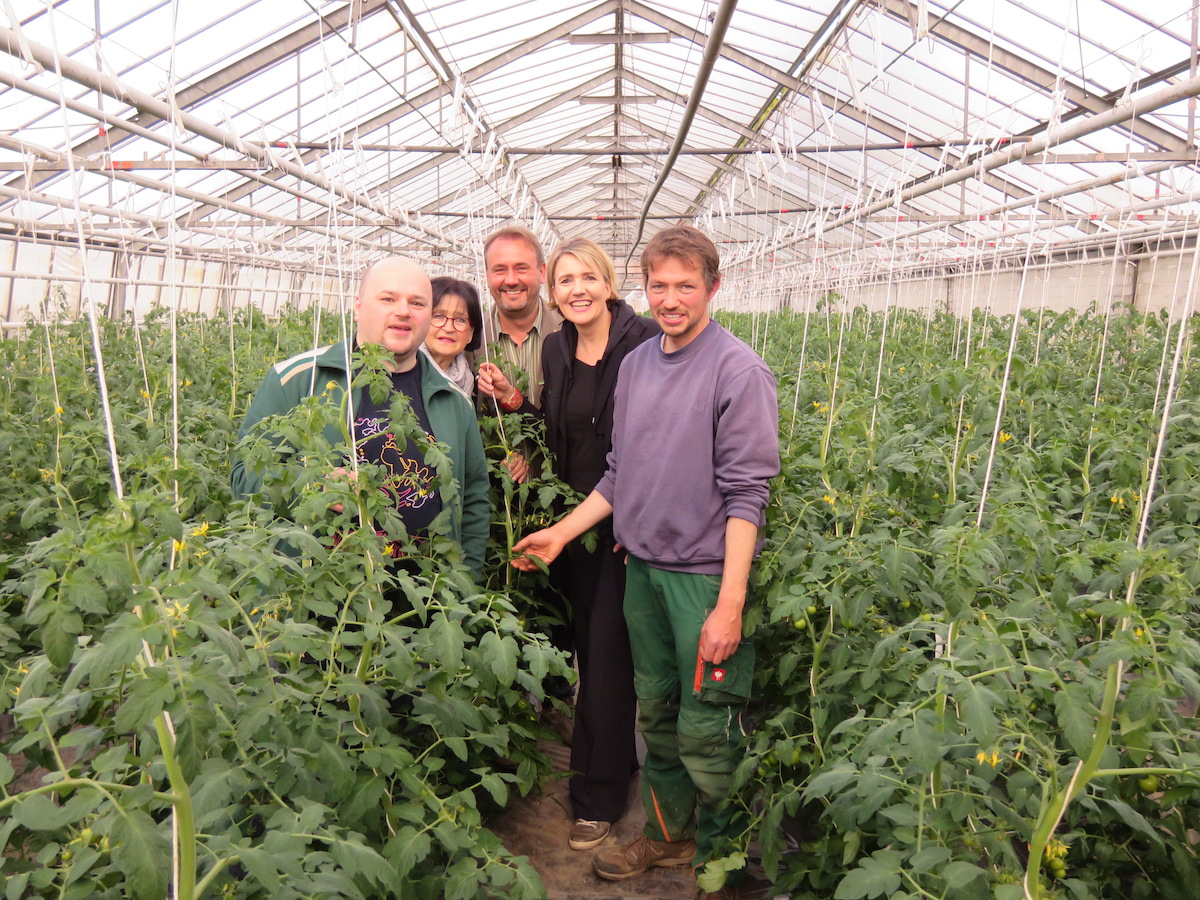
[
  {"xmin": 3, "ymin": 299, "xmax": 1200, "ymax": 900},
  {"xmin": 0, "ymin": 306, "xmax": 572, "ymax": 899},
  {"xmin": 735, "ymin": 303, "xmax": 1200, "ymax": 900}
]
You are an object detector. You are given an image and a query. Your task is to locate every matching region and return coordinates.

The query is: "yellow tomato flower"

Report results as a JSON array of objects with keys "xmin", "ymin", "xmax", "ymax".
[
  {"xmin": 173, "ymin": 538, "xmax": 186, "ymax": 553},
  {"xmin": 999, "ymin": 431, "xmax": 1012, "ymax": 443},
  {"xmin": 190, "ymin": 522, "xmax": 209, "ymax": 537}
]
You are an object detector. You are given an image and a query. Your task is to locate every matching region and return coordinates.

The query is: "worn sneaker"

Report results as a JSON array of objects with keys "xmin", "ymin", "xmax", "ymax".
[
  {"xmin": 568, "ymin": 818, "xmax": 611, "ymax": 850},
  {"xmin": 592, "ymin": 834, "xmax": 696, "ymax": 881}
]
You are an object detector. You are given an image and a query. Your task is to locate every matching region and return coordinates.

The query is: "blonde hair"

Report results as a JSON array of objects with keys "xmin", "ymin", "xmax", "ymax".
[{"xmin": 547, "ymin": 237, "xmax": 619, "ymax": 306}]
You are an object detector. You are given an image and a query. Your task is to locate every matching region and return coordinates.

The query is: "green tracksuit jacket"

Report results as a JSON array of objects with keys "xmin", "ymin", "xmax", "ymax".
[{"xmin": 231, "ymin": 341, "xmax": 490, "ymax": 577}]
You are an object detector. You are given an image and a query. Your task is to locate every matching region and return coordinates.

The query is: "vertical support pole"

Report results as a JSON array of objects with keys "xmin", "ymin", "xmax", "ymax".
[
  {"xmin": 109, "ymin": 250, "xmax": 127, "ymax": 319},
  {"xmin": 1190, "ymin": 0, "xmax": 1198, "ymax": 148},
  {"xmin": 960, "ymin": 48, "xmax": 969, "ymax": 218}
]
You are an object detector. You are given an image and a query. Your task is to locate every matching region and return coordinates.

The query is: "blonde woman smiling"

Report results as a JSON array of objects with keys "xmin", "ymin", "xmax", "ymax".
[{"xmin": 479, "ymin": 238, "xmax": 659, "ymax": 851}]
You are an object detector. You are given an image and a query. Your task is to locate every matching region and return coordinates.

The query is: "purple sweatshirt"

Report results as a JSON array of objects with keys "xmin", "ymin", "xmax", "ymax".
[{"xmin": 595, "ymin": 320, "xmax": 780, "ymax": 574}]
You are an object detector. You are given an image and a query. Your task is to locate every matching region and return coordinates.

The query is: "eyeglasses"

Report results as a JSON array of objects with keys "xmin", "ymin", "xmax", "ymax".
[{"xmin": 431, "ymin": 312, "xmax": 472, "ymax": 332}]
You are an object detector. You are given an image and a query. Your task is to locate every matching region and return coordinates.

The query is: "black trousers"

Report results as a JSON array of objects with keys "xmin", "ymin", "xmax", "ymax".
[{"xmin": 560, "ymin": 537, "xmax": 639, "ymax": 822}]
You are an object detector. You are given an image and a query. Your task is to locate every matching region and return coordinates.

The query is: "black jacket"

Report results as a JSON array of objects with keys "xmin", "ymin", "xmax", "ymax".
[{"xmin": 527, "ymin": 299, "xmax": 659, "ymax": 484}]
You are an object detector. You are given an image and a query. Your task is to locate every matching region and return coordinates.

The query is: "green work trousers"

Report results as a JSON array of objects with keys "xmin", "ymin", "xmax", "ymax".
[{"xmin": 624, "ymin": 555, "xmax": 753, "ymax": 879}]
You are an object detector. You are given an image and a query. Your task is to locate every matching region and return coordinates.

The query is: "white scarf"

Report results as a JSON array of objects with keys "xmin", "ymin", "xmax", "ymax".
[{"xmin": 422, "ymin": 345, "xmax": 474, "ymax": 397}]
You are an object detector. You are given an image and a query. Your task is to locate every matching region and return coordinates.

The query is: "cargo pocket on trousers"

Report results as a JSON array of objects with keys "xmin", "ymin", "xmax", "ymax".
[{"xmin": 690, "ymin": 643, "xmax": 753, "ymax": 706}]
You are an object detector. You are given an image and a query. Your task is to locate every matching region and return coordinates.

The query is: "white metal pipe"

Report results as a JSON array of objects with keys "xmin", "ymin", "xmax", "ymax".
[
  {"xmin": 0, "ymin": 24, "xmax": 467, "ymax": 256},
  {"xmin": 0, "ymin": 184, "xmax": 394, "ymax": 259},
  {"xmin": 0, "ymin": 267, "xmax": 348, "ymax": 295},
  {"xmin": 776, "ymin": 70, "xmax": 1200, "ymax": 249}
]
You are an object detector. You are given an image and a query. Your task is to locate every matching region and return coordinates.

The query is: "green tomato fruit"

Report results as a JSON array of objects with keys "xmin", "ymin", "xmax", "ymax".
[
  {"xmin": 793, "ymin": 618, "xmax": 807, "ymax": 630},
  {"xmin": 806, "ymin": 605, "xmax": 818, "ymax": 615},
  {"xmin": 1138, "ymin": 774, "xmax": 1160, "ymax": 793}
]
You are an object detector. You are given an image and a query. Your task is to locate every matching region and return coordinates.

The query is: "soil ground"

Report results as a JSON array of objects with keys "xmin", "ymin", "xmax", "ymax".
[{"xmin": 488, "ymin": 737, "xmax": 786, "ymax": 900}]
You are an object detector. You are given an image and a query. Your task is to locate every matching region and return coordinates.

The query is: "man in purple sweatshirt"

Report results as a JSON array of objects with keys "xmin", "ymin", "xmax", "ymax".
[{"xmin": 512, "ymin": 225, "xmax": 779, "ymax": 899}]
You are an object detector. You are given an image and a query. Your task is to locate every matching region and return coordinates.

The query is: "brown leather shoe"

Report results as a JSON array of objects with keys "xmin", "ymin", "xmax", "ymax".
[
  {"xmin": 592, "ymin": 834, "xmax": 696, "ymax": 881},
  {"xmin": 568, "ymin": 818, "xmax": 611, "ymax": 850}
]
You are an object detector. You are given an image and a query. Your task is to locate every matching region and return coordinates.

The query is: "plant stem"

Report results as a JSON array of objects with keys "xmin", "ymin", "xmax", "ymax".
[
  {"xmin": 153, "ymin": 712, "xmax": 197, "ymax": 900},
  {"xmin": 1023, "ymin": 657, "xmax": 1124, "ymax": 900}
]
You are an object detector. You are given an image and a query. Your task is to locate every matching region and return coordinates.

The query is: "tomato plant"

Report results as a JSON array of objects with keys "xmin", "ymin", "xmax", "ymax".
[
  {"xmin": 727, "ymin": 304, "xmax": 1200, "ymax": 900},
  {"xmin": 0, "ymin": 308, "xmax": 570, "ymax": 899}
]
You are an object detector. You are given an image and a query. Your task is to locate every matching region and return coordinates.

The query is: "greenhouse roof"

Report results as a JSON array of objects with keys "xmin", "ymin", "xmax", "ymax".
[{"xmin": 2, "ymin": 0, "xmax": 1199, "ymax": 292}]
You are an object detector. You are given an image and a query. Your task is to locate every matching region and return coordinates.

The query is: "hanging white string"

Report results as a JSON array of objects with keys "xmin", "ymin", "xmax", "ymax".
[
  {"xmin": 41, "ymin": 1, "xmax": 124, "ymax": 502},
  {"xmin": 1137, "ymin": 212, "xmax": 1200, "ymax": 547}
]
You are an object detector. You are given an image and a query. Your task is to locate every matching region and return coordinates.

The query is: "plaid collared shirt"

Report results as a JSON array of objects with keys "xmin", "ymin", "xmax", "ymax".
[{"xmin": 471, "ymin": 301, "xmax": 563, "ymax": 408}]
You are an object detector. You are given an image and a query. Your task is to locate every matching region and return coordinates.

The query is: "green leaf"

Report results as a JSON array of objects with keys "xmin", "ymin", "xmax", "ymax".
[
  {"xmin": 909, "ymin": 846, "xmax": 952, "ymax": 874},
  {"xmin": 956, "ymin": 680, "xmax": 1000, "ymax": 746},
  {"xmin": 237, "ymin": 846, "xmax": 281, "ymax": 892},
  {"xmin": 388, "ymin": 826, "xmax": 432, "ymax": 879},
  {"xmin": 508, "ymin": 861, "xmax": 544, "ymax": 898},
  {"xmin": 1054, "ymin": 682, "xmax": 1097, "ymax": 759},
  {"xmin": 13, "ymin": 794, "xmax": 76, "ymax": 831},
  {"xmin": 479, "ymin": 772, "xmax": 509, "ymax": 806},
  {"xmin": 67, "ymin": 616, "xmax": 145, "ymax": 689},
  {"xmin": 428, "ymin": 614, "xmax": 465, "ymax": 670},
  {"xmin": 942, "ymin": 860, "xmax": 986, "ymax": 888},
  {"xmin": 480, "ymin": 631, "xmax": 518, "ymax": 685},
  {"xmin": 341, "ymin": 773, "xmax": 386, "ymax": 824},
  {"xmin": 175, "ymin": 701, "xmax": 216, "ymax": 781},
  {"xmin": 111, "ymin": 809, "xmax": 170, "ymax": 900},
  {"xmin": 1097, "ymin": 797, "xmax": 1163, "ymax": 844},
  {"xmin": 803, "ymin": 763, "xmax": 858, "ymax": 800},
  {"xmin": 4, "ymin": 873, "xmax": 30, "ymax": 900},
  {"xmin": 834, "ymin": 850, "xmax": 903, "ymax": 899},
  {"xmin": 696, "ymin": 852, "xmax": 748, "ymax": 890},
  {"xmin": 445, "ymin": 857, "xmax": 483, "ymax": 900},
  {"xmin": 329, "ymin": 836, "xmax": 400, "ymax": 892},
  {"xmin": 114, "ymin": 668, "xmax": 175, "ymax": 733},
  {"xmin": 43, "ymin": 602, "xmax": 81, "ymax": 668},
  {"xmin": 61, "ymin": 567, "xmax": 107, "ymax": 614}
]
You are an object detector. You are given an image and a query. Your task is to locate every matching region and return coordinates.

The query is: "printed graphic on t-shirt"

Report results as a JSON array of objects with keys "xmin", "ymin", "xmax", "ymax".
[{"xmin": 354, "ymin": 414, "xmax": 440, "ymax": 530}]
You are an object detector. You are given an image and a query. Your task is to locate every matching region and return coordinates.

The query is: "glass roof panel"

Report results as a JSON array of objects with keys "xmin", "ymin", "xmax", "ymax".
[{"xmin": 3, "ymin": 0, "xmax": 1200, "ymax": 284}]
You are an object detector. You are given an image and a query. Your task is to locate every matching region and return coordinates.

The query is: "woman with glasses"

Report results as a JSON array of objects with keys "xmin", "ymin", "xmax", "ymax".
[
  {"xmin": 423, "ymin": 276, "xmax": 483, "ymax": 397},
  {"xmin": 478, "ymin": 237, "xmax": 659, "ymax": 852}
]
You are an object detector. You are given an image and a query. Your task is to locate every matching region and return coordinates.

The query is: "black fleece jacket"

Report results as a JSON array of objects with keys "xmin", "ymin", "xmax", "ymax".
[{"xmin": 518, "ymin": 299, "xmax": 659, "ymax": 485}]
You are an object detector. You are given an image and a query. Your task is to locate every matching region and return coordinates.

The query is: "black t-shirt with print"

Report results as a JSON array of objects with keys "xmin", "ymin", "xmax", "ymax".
[{"xmin": 352, "ymin": 366, "xmax": 443, "ymax": 538}]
